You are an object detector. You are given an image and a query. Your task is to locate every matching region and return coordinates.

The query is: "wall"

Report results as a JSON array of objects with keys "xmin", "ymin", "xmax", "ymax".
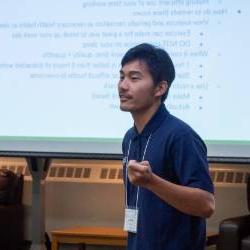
[{"xmin": 0, "ymin": 157, "xmax": 249, "ymax": 249}]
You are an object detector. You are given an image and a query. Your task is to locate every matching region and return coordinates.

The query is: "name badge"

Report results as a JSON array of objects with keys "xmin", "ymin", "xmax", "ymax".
[{"xmin": 124, "ymin": 208, "xmax": 139, "ymax": 233}]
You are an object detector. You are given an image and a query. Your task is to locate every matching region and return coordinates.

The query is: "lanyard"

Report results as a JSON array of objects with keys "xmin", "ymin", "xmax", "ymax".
[{"xmin": 125, "ymin": 134, "xmax": 152, "ymax": 209}]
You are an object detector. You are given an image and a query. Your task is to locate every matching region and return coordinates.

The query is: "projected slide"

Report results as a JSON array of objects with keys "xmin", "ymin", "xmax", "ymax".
[{"xmin": 0, "ymin": 0, "xmax": 249, "ymax": 157}]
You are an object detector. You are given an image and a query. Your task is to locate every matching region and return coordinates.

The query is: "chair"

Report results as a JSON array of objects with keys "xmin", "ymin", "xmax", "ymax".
[
  {"xmin": 0, "ymin": 169, "xmax": 24, "ymax": 250},
  {"xmin": 217, "ymin": 176, "xmax": 250, "ymax": 250}
]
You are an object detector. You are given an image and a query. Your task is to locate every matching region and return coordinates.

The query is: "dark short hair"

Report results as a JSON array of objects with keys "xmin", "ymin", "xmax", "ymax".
[{"xmin": 121, "ymin": 43, "xmax": 175, "ymax": 102}]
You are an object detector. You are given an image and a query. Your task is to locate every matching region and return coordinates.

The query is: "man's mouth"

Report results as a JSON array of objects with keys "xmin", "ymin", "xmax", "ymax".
[{"xmin": 119, "ymin": 94, "xmax": 131, "ymax": 101}]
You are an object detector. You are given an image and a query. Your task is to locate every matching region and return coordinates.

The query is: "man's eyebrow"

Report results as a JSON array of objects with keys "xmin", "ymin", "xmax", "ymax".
[
  {"xmin": 119, "ymin": 70, "xmax": 142, "ymax": 75},
  {"xmin": 129, "ymin": 70, "xmax": 142, "ymax": 75}
]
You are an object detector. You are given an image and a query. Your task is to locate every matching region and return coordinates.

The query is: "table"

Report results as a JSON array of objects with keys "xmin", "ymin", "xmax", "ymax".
[
  {"xmin": 51, "ymin": 226, "xmax": 127, "ymax": 250},
  {"xmin": 51, "ymin": 226, "xmax": 218, "ymax": 250}
]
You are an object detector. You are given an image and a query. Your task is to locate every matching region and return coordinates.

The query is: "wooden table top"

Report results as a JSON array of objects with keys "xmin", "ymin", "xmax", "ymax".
[{"xmin": 51, "ymin": 226, "xmax": 127, "ymax": 238}]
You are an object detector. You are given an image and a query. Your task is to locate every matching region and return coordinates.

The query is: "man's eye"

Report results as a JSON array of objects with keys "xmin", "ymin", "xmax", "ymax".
[
  {"xmin": 131, "ymin": 76, "xmax": 139, "ymax": 80},
  {"xmin": 119, "ymin": 75, "xmax": 124, "ymax": 81}
]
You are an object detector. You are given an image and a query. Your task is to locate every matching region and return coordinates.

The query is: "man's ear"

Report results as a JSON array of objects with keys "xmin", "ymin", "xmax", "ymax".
[{"xmin": 154, "ymin": 81, "xmax": 168, "ymax": 98}]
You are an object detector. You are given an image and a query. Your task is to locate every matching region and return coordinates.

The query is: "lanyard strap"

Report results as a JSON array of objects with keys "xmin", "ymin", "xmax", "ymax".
[{"xmin": 125, "ymin": 134, "xmax": 151, "ymax": 209}]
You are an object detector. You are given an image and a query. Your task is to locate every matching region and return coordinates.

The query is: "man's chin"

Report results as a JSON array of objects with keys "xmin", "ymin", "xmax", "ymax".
[{"xmin": 120, "ymin": 104, "xmax": 131, "ymax": 112}]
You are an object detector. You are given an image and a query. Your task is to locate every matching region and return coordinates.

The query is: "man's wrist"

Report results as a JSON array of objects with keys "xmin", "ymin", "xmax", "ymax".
[{"xmin": 144, "ymin": 172, "xmax": 157, "ymax": 189}]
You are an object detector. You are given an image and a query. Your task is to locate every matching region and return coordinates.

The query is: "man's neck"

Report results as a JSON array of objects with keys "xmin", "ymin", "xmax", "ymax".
[{"xmin": 132, "ymin": 102, "xmax": 161, "ymax": 134}]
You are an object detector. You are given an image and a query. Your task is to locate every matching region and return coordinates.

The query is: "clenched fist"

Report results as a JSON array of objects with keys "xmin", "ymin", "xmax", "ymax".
[{"xmin": 127, "ymin": 160, "xmax": 153, "ymax": 187}]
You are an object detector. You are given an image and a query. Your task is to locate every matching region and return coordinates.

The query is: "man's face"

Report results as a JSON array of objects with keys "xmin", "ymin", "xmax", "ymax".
[{"xmin": 118, "ymin": 60, "xmax": 159, "ymax": 114}]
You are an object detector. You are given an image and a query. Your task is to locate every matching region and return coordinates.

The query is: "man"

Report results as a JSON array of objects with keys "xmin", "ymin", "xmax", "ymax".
[{"xmin": 118, "ymin": 43, "xmax": 215, "ymax": 250}]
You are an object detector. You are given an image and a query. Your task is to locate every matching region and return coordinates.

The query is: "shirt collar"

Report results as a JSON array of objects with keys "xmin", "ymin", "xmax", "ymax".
[{"xmin": 131, "ymin": 103, "xmax": 169, "ymax": 140}]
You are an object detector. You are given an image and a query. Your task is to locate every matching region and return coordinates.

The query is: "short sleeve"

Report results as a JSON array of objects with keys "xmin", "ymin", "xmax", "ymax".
[{"xmin": 171, "ymin": 132, "xmax": 214, "ymax": 194}]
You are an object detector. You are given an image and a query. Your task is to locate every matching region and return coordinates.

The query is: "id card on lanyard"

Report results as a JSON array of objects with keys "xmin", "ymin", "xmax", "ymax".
[
  {"xmin": 124, "ymin": 207, "xmax": 139, "ymax": 233},
  {"xmin": 123, "ymin": 135, "xmax": 151, "ymax": 233}
]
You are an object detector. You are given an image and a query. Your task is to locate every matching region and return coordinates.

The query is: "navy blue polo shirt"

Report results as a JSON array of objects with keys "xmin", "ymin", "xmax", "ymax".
[{"xmin": 122, "ymin": 103, "xmax": 214, "ymax": 250}]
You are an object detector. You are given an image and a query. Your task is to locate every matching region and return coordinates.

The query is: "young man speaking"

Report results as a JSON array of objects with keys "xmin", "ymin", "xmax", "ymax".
[{"xmin": 118, "ymin": 43, "xmax": 215, "ymax": 250}]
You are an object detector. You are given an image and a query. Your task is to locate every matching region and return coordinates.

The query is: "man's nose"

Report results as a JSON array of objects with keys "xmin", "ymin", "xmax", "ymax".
[{"xmin": 118, "ymin": 78, "xmax": 129, "ymax": 90}]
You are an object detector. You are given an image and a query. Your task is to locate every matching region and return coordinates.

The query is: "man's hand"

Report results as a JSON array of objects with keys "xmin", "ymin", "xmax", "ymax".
[{"xmin": 127, "ymin": 160, "xmax": 153, "ymax": 187}]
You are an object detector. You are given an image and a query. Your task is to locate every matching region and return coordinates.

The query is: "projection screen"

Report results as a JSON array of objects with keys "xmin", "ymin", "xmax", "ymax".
[{"xmin": 0, "ymin": 0, "xmax": 249, "ymax": 160}]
